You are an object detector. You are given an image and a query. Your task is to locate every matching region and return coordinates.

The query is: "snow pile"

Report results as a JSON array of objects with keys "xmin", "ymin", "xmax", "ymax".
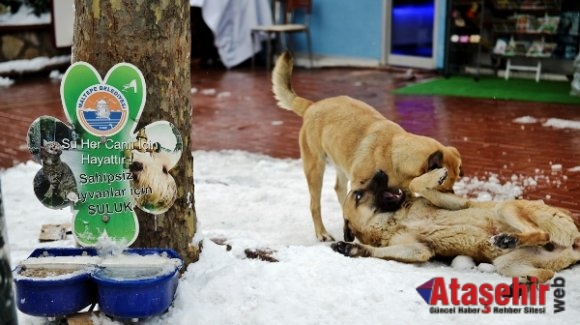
[
  {"xmin": 49, "ymin": 70, "xmax": 64, "ymax": 81},
  {"xmin": 453, "ymin": 173, "xmax": 524, "ymax": 201},
  {"xmin": 0, "ymin": 55, "xmax": 70, "ymax": 75},
  {"xmin": 0, "ymin": 76, "xmax": 15, "ymax": 87},
  {"xmin": 450, "ymin": 255, "xmax": 476, "ymax": 270},
  {"xmin": 529, "ymin": 165, "xmax": 569, "ymax": 189},
  {"xmin": 201, "ymin": 88, "xmax": 217, "ymax": 96},
  {"xmin": 0, "ymin": 4, "xmax": 50, "ymax": 26},
  {"xmin": 513, "ymin": 116, "xmax": 580, "ymax": 130},
  {"xmin": 454, "ymin": 162, "xmax": 573, "ymax": 202},
  {"xmin": 543, "ymin": 118, "xmax": 580, "ymax": 130},
  {"xmin": 512, "ymin": 116, "xmax": 538, "ymax": 124}
]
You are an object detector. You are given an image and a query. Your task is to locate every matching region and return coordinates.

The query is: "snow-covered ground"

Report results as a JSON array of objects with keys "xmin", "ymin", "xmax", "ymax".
[
  {"xmin": 0, "ymin": 4, "xmax": 50, "ymax": 26},
  {"xmin": 2, "ymin": 150, "xmax": 579, "ymax": 325},
  {"xmin": 0, "ymin": 56, "xmax": 70, "ymax": 87},
  {"xmin": 0, "ymin": 3, "xmax": 68, "ymax": 87}
]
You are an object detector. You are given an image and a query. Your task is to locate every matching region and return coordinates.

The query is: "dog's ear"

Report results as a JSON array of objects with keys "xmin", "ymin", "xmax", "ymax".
[{"xmin": 426, "ymin": 150, "xmax": 443, "ymax": 171}]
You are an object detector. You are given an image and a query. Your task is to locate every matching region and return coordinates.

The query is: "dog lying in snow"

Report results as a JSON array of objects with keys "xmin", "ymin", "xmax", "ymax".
[{"xmin": 332, "ymin": 168, "xmax": 580, "ymax": 282}]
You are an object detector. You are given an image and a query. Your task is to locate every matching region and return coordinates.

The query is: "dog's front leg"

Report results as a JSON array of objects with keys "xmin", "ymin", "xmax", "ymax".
[
  {"xmin": 301, "ymin": 144, "xmax": 334, "ymax": 242},
  {"xmin": 332, "ymin": 241, "xmax": 434, "ymax": 263},
  {"xmin": 409, "ymin": 168, "xmax": 469, "ymax": 210}
]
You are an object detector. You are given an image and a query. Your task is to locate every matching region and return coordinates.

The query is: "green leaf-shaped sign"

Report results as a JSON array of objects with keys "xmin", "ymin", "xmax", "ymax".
[{"xmin": 26, "ymin": 62, "xmax": 182, "ymax": 247}]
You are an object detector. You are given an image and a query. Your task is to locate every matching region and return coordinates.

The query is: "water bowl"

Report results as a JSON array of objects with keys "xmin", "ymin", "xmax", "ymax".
[
  {"xmin": 13, "ymin": 248, "xmax": 98, "ymax": 317},
  {"xmin": 92, "ymin": 248, "xmax": 182, "ymax": 320}
]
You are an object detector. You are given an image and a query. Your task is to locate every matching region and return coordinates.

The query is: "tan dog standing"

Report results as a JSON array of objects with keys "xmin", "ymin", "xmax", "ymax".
[
  {"xmin": 333, "ymin": 168, "xmax": 580, "ymax": 282},
  {"xmin": 272, "ymin": 52, "xmax": 464, "ymax": 241}
]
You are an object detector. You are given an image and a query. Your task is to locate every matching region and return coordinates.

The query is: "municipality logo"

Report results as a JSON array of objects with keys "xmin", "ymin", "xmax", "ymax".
[{"xmin": 76, "ymin": 84, "xmax": 129, "ymax": 137}]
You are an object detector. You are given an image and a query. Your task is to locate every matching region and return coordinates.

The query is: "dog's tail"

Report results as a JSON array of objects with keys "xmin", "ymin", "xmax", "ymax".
[{"xmin": 272, "ymin": 51, "xmax": 313, "ymax": 117}]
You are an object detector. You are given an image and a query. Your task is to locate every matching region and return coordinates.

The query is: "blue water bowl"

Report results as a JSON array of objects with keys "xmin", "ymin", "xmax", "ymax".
[
  {"xmin": 13, "ymin": 248, "xmax": 98, "ymax": 317},
  {"xmin": 92, "ymin": 248, "xmax": 182, "ymax": 320}
]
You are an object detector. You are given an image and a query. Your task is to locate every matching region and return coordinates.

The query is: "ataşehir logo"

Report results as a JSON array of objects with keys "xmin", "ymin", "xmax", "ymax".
[{"xmin": 416, "ymin": 277, "xmax": 566, "ymax": 314}]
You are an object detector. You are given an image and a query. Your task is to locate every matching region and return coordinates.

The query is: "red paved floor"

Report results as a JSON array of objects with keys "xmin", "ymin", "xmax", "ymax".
[{"xmin": 1, "ymin": 66, "xmax": 579, "ymax": 217}]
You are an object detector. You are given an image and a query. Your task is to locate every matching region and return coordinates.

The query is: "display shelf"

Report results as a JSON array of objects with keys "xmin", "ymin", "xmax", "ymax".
[
  {"xmin": 493, "ymin": 30, "xmax": 557, "ymax": 35},
  {"xmin": 492, "ymin": 0, "xmax": 560, "ymax": 11},
  {"xmin": 444, "ymin": 0, "xmax": 487, "ymax": 80},
  {"xmin": 488, "ymin": 0, "xmax": 580, "ymax": 80}
]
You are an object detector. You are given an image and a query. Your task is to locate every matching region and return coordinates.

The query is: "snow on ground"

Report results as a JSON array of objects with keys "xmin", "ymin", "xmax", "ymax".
[
  {"xmin": 49, "ymin": 69, "xmax": 64, "ymax": 81},
  {"xmin": 513, "ymin": 116, "xmax": 580, "ymax": 130},
  {"xmin": 512, "ymin": 116, "xmax": 539, "ymax": 124},
  {"xmin": 0, "ymin": 55, "xmax": 71, "ymax": 75},
  {"xmin": 2, "ymin": 150, "xmax": 579, "ymax": 325},
  {"xmin": 0, "ymin": 4, "xmax": 50, "ymax": 26},
  {"xmin": 543, "ymin": 118, "xmax": 580, "ymax": 130},
  {"xmin": 0, "ymin": 5, "xmax": 69, "ymax": 87},
  {"xmin": 0, "ymin": 76, "xmax": 14, "ymax": 87},
  {"xmin": 453, "ymin": 173, "xmax": 524, "ymax": 201}
]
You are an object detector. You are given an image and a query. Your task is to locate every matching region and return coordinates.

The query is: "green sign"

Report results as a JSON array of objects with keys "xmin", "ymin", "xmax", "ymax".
[{"xmin": 26, "ymin": 63, "xmax": 182, "ymax": 246}]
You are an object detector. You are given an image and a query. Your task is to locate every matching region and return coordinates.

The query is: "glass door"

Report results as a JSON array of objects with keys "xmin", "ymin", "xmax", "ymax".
[{"xmin": 383, "ymin": 0, "xmax": 438, "ymax": 68}]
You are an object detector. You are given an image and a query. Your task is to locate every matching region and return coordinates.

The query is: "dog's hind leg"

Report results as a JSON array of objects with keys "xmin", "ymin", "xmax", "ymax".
[
  {"xmin": 500, "ymin": 201, "xmax": 578, "ymax": 247},
  {"xmin": 494, "ymin": 250, "xmax": 555, "ymax": 283},
  {"xmin": 301, "ymin": 141, "xmax": 333, "ymax": 241},
  {"xmin": 494, "ymin": 201, "xmax": 578, "ymax": 247},
  {"xmin": 496, "ymin": 240, "xmax": 580, "ymax": 283},
  {"xmin": 332, "ymin": 241, "xmax": 434, "ymax": 263}
]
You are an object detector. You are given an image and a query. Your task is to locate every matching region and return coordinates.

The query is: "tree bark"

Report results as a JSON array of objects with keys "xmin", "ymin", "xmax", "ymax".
[{"xmin": 73, "ymin": 0, "xmax": 199, "ymax": 265}]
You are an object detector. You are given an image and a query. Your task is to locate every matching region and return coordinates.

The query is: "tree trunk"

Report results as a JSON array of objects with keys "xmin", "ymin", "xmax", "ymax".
[{"xmin": 73, "ymin": 0, "xmax": 199, "ymax": 265}]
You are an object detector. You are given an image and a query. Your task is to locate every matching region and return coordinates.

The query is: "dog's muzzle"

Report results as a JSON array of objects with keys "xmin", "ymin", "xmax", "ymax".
[
  {"xmin": 129, "ymin": 161, "xmax": 143, "ymax": 179},
  {"xmin": 376, "ymin": 188, "xmax": 405, "ymax": 212}
]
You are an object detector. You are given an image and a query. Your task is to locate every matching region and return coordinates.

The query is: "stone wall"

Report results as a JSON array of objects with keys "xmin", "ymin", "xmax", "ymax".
[{"xmin": 0, "ymin": 25, "xmax": 68, "ymax": 62}]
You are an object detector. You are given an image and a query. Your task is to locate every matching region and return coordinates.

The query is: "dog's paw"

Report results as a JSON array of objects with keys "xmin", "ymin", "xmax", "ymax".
[
  {"xmin": 331, "ymin": 241, "xmax": 368, "ymax": 257},
  {"xmin": 436, "ymin": 168, "xmax": 448, "ymax": 186},
  {"xmin": 525, "ymin": 270, "xmax": 554, "ymax": 284},
  {"xmin": 491, "ymin": 233, "xmax": 518, "ymax": 249},
  {"xmin": 317, "ymin": 232, "xmax": 335, "ymax": 242},
  {"xmin": 422, "ymin": 168, "xmax": 448, "ymax": 189}
]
